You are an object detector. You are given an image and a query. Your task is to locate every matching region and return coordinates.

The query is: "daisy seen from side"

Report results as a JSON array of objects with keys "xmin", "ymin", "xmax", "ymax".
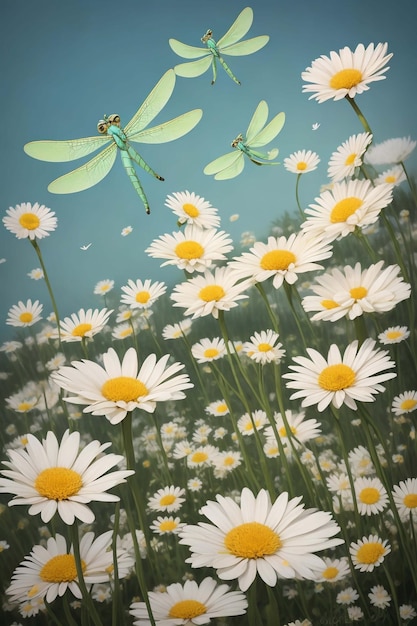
[
  {"xmin": 6, "ymin": 299, "xmax": 43, "ymax": 327},
  {"xmin": 3, "ymin": 202, "xmax": 57, "ymax": 240},
  {"xmin": 237, "ymin": 410, "xmax": 268, "ymax": 436},
  {"xmin": 391, "ymin": 391, "xmax": 417, "ymax": 416},
  {"xmin": 57, "ymin": 308, "xmax": 113, "ymax": 342},
  {"xmin": 392, "ymin": 478, "xmax": 417, "ymax": 522},
  {"xmin": 242, "ymin": 329, "xmax": 285, "ymax": 364},
  {"xmin": 349, "ymin": 534, "xmax": 391, "ymax": 572},
  {"xmin": 120, "ymin": 279, "xmax": 167, "ymax": 309},
  {"xmin": 327, "ymin": 132, "xmax": 373, "ymax": 181},
  {"xmin": 264, "ymin": 410, "xmax": 322, "ymax": 450},
  {"xmin": 374, "ymin": 164, "xmax": 407, "ymax": 186},
  {"xmin": 150, "ymin": 516, "xmax": 185, "ymax": 536},
  {"xmin": 314, "ymin": 557, "xmax": 350, "ymax": 583},
  {"xmin": 28, "ymin": 268, "xmax": 44, "ymax": 280},
  {"xmin": 165, "ymin": 190, "xmax": 221, "ymax": 229},
  {"xmin": 94, "ymin": 279, "xmax": 114, "ymax": 296},
  {"xmin": 205, "ymin": 400, "xmax": 229, "ymax": 417},
  {"xmin": 162, "ymin": 319, "xmax": 193, "ymax": 340},
  {"xmin": 365, "ymin": 136, "xmax": 417, "ymax": 165},
  {"xmin": 283, "ymin": 150, "xmax": 320, "ymax": 174}
]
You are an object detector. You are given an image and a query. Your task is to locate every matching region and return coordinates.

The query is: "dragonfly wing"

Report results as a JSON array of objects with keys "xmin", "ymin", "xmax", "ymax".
[
  {"xmin": 249, "ymin": 112, "xmax": 286, "ymax": 148},
  {"xmin": 24, "ymin": 136, "xmax": 111, "ymax": 163},
  {"xmin": 124, "ymin": 70, "xmax": 176, "ymax": 137},
  {"xmin": 129, "ymin": 109, "xmax": 202, "ymax": 144},
  {"xmin": 47, "ymin": 144, "xmax": 117, "ymax": 194},
  {"xmin": 204, "ymin": 150, "xmax": 243, "ymax": 179},
  {"xmin": 173, "ymin": 55, "xmax": 212, "ymax": 78},
  {"xmin": 169, "ymin": 38, "xmax": 207, "ymax": 59},
  {"xmin": 215, "ymin": 154, "xmax": 245, "ymax": 180},
  {"xmin": 246, "ymin": 101, "xmax": 269, "ymax": 144},
  {"xmin": 217, "ymin": 7, "xmax": 253, "ymax": 48},
  {"xmin": 222, "ymin": 35, "xmax": 269, "ymax": 56}
]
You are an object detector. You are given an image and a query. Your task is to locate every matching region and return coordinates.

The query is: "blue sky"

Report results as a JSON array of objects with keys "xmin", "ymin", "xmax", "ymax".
[{"xmin": 1, "ymin": 0, "xmax": 416, "ymax": 343}]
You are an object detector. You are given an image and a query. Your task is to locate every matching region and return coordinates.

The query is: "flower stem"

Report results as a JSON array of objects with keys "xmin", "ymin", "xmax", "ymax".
[
  {"xmin": 69, "ymin": 524, "xmax": 104, "ymax": 626},
  {"xmin": 345, "ymin": 96, "xmax": 373, "ymax": 135},
  {"xmin": 30, "ymin": 238, "xmax": 61, "ymax": 343}
]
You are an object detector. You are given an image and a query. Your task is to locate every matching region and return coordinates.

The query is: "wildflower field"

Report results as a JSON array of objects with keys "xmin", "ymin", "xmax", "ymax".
[{"xmin": 1, "ymin": 4, "xmax": 417, "ymax": 626}]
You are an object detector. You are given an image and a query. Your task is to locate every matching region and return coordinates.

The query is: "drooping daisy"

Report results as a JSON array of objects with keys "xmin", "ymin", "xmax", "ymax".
[
  {"xmin": 179, "ymin": 487, "xmax": 343, "ymax": 592},
  {"xmin": 6, "ymin": 299, "xmax": 43, "ymax": 327},
  {"xmin": 150, "ymin": 516, "xmax": 186, "ymax": 535},
  {"xmin": 327, "ymin": 132, "xmax": 373, "ymax": 181},
  {"xmin": 191, "ymin": 337, "xmax": 226, "ymax": 363},
  {"xmin": 0, "ymin": 430, "xmax": 134, "ymax": 524},
  {"xmin": 242, "ymin": 329, "xmax": 285, "ymax": 364},
  {"xmin": 283, "ymin": 338, "xmax": 396, "ymax": 412},
  {"xmin": 374, "ymin": 164, "xmax": 407, "ymax": 186},
  {"xmin": 301, "ymin": 179, "xmax": 393, "ymax": 241},
  {"xmin": 229, "ymin": 232, "xmax": 332, "ymax": 290},
  {"xmin": 129, "ymin": 577, "xmax": 247, "ymax": 625},
  {"xmin": 27, "ymin": 268, "xmax": 44, "ymax": 280},
  {"xmin": 147, "ymin": 486, "xmax": 186, "ymax": 513},
  {"xmin": 145, "ymin": 225, "xmax": 233, "ymax": 273},
  {"xmin": 283, "ymin": 150, "xmax": 320, "ymax": 174},
  {"xmin": 349, "ymin": 534, "xmax": 391, "ymax": 572},
  {"xmin": 301, "ymin": 43, "xmax": 392, "ymax": 103},
  {"xmin": 120, "ymin": 279, "xmax": 166, "ymax": 309},
  {"xmin": 3, "ymin": 202, "xmax": 57, "ymax": 240},
  {"xmin": 392, "ymin": 478, "xmax": 417, "ymax": 522},
  {"xmin": 162, "ymin": 319, "xmax": 193, "ymax": 340},
  {"xmin": 365, "ymin": 136, "xmax": 417, "ymax": 165},
  {"xmin": 314, "ymin": 557, "xmax": 350, "ymax": 583},
  {"xmin": 51, "ymin": 347, "xmax": 193, "ymax": 425},
  {"xmin": 205, "ymin": 400, "xmax": 229, "ymax": 416},
  {"xmin": 57, "ymin": 308, "xmax": 113, "ymax": 342},
  {"xmin": 165, "ymin": 190, "xmax": 221, "ymax": 229},
  {"xmin": 368, "ymin": 585, "xmax": 391, "ymax": 609},
  {"xmin": 391, "ymin": 391, "xmax": 417, "ymax": 416},
  {"xmin": 6, "ymin": 531, "xmax": 133, "ymax": 605},
  {"xmin": 171, "ymin": 266, "xmax": 249, "ymax": 320},
  {"xmin": 237, "ymin": 410, "xmax": 268, "ymax": 436},
  {"xmin": 354, "ymin": 477, "xmax": 388, "ymax": 515},
  {"xmin": 264, "ymin": 410, "xmax": 322, "ymax": 449}
]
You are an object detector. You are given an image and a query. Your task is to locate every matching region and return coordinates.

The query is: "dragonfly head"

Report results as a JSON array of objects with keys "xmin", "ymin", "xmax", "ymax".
[
  {"xmin": 231, "ymin": 134, "xmax": 244, "ymax": 148},
  {"xmin": 201, "ymin": 29, "xmax": 213, "ymax": 43},
  {"xmin": 97, "ymin": 119, "xmax": 109, "ymax": 134},
  {"xmin": 107, "ymin": 114, "xmax": 121, "ymax": 127}
]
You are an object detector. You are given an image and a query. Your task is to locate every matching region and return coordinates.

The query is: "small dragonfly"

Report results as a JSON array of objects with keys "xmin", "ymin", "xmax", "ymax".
[
  {"xmin": 169, "ymin": 7, "xmax": 269, "ymax": 85},
  {"xmin": 24, "ymin": 70, "xmax": 202, "ymax": 214},
  {"xmin": 204, "ymin": 100, "xmax": 285, "ymax": 180}
]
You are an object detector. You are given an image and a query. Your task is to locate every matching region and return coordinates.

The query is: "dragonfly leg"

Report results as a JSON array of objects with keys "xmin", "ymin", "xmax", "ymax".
[
  {"xmin": 219, "ymin": 56, "xmax": 241, "ymax": 85},
  {"xmin": 120, "ymin": 151, "xmax": 151, "ymax": 214},
  {"xmin": 127, "ymin": 145, "xmax": 164, "ymax": 181}
]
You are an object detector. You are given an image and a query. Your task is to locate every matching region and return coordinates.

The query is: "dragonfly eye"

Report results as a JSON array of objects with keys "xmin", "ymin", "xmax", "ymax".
[
  {"xmin": 231, "ymin": 134, "xmax": 243, "ymax": 148},
  {"xmin": 201, "ymin": 29, "xmax": 213, "ymax": 43},
  {"xmin": 107, "ymin": 114, "xmax": 121, "ymax": 126},
  {"xmin": 97, "ymin": 120, "xmax": 108, "ymax": 134}
]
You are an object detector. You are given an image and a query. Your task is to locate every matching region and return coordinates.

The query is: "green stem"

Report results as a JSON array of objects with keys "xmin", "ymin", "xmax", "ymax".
[
  {"xmin": 30, "ymin": 238, "xmax": 61, "ymax": 343},
  {"xmin": 400, "ymin": 160, "xmax": 417, "ymax": 207},
  {"xmin": 69, "ymin": 524, "xmax": 104, "ymax": 626},
  {"xmin": 345, "ymin": 96, "xmax": 373, "ymax": 135},
  {"xmin": 255, "ymin": 283, "xmax": 280, "ymax": 334},
  {"xmin": 295, "ymin": 173, "xmax": 304, "ymax": 219}
]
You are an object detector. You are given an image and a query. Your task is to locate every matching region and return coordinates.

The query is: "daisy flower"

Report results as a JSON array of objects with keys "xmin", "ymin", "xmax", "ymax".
[
  {"xmin": 162, "ymin": 319, "xmax": 193, "ymax": 340},
  {"xmin": 187, "ymin": 477, "xmax": 203, "ymax": 492},
  {"xmin": 242, "ymin": 330, "xmax": 285, "ymax": 364},
  {"xmin": 347, "ymin": 607, "xmax": 364, "ymax": 621},
  {"xmin": 365, "ymin": 136, "xmax": 417, "ymax": 165},
  {"xmin": 27, "ymin": 268, "xmax": 44, "ymax": 280},
  {"xmin": 400, "ymin": 605, "xmax": 417, "ymax": 620},
  {"xmin": 391, "ymin": 391, "xmax": 417, "ymax": 416},
  {"xmin": 120, "ymin": 279, "xmax": 166, "ymax": 309},
  {"xmin": 112, "ymin": 322, "xmax": 135, "ymax": 341},
  {"xmin": 179, "ymin": 487, "xmax": 343, "ymax": 592},
  {"xmin": 283, "ymin": 338, "xmax": 396, "ymax": 412},
  {"xmin": 354, "ymin": 477, "xmax": 388, "ymax": 515},
  {"xmin": 6, "ymin": 531, "xmax": 133, "ymax": 605},
  {"xmin": 301, "ymin": 179, "xmax": 393, "ymax": 241},
  {"xmin": 237, "ymin": 410, "xmax": 268, "ymax": 436},
  {"xmin": 0, "ymin": 429, "xmax": 134, "ymax": 524},
  {"xmin": 314, "ymin": 557, "xmax": 350, "ymax": 583},
  {"xmin": 94, "ymin": 279, "xmax": 114, "ymax": 295},
  {"xmin": 392, "ymin": 478, "xmax": 417, "ymax": 521},
  {"xmin": 374, "ymin": 164, "xmax": 407, "ymax": 186},
  {"xmin": 6, "ymin": 299, "xmax": 43, "ymax": 327},
  {"xmin": 349, "ymin": 534, "xmax": 391, "ymax": 572},
  {"xmin": 205, "ymin": 400, "xmax": 229, "ymax": 416},
  {"xmin": 147, "ymin": 486, "xmax": 186, "ymax": 513},
  {"xmin": 171, "ymin": 266, "xmax": 250, "ymax": 320},
  {"xmin": 191, "ymin": 337, "xmax": 226, "ymax": 363},
  {"xmin": 5, "ymin": 387, "xmax": 39, "ymax": 413},
  {"xmin": 327, "ymin": 132, "xmax": 373, "ymax": 181},
  {"xmin": 187, "ymin": 445, "xmax": 219, "ymax": 469},
  {"xmin": 51, "ymin": 347, "xmax": 193, "ymax": 425},
  {"xmin": 145, "ymin": 225, "xmax": 233, "ymax": 273},
  {"xmin": 3, "ymin": 202, "xmax": 57, "ymax": 240},
  {"xmin": 283, "ymin": 150, "xmax": 320, "ymax": 174},
  {"xmin": 150, "ymin": 516, "xmax": 185, "ymax": 535},
  {"xmin": 301, "ymin": 43, "xmax": 392, "ymax": 103},
  {"xmin": 229, "ymin": 232, "xmax": 332, "ymax": 290},
  {"xmin": 121, "ymin": 225, "xmax": 133, "ymax": 236},
  {"xmin": 165, "ymin": 190, "xmax": 221, "ymax": 229},
  {"xmin": 368, "ymin": 585, "xmax": 391, "ymax": 609},
  {"xmin": 348, "ymin": 445, "xmax": 375, "ymax": 477},
  {"xmin": 336, "ymin": 587, "xmax": 359, "ymax": 605},
  {"xmin": 129, "ymin": 577, "xmax": 247, "ymax": 625},
  {"xmin": 0, "ymin": 340, "xmax": 23, "ymax": 354},
  {"xmin": 212, "ymin": 451, "xmax": 242, "ymax": 476},
  {"xmin": 57, "ymin": 308, "xmax": 113, "ymax": 342},
  {"xmin": 264, "ymin": 410, "xmax": 322, "ymax": 449},
  {"xmin": 45, "ymin": 352, "xmax": 66, "ymax": 371}
]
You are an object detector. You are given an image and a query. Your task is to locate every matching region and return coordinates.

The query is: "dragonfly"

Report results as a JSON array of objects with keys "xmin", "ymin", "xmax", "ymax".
[
  {"xmin": 23, "ymin": 70, "xmax": 202, "ymax": 214},
  {"xmin": 204, "ymin": 100, "xmax": 285, "ymax": 180},
  {"xmin": 169, "ymin": 7, "xmax": 269, "ymax": 85}
]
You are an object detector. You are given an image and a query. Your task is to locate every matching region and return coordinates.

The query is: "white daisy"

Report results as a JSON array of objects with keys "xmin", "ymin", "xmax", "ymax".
[
  {"xmin": 57, "ymin": 308, "xmax": 113, "ymax": 342},
  {"xmin": 212, "ymin": 451, "xmax": 242, "ymax": 477},
  {"xmin": 150, "ymin": 516, "xmax": 185, "ymax": 535},
  {"xmin": 365, "ymin": 136, "xmax": 417, "ymax": 165},
  {"xmin": 171, "ymin": 266, "xmax": 250, "ymax": 320},
  {"xmin": 327, "ymin": 132, "xmax": 373, "ymax": 181},
  {"xmin": 243, "ymin": 329, "xmax": 285, "ymax": 364},
  {"xmin": 187, "ymin": 477, "xmax": 203, "ymax": 492},
  {"xmin": 6, "ymin": 299, "xmax": 43, "ymax": 327},
  {"xmin": 191, "ymin": 337, "xmax": 226, "ymax": 363},
  {"xmin": 354, "ymin": 476, "xmax": 388, "ymax": 515},
  {"xmin": 51, "ymin": 347, "xmax": 193, "ymax": 425},
  {"xmin": 121, "ymin": 225, "xmax": 133, "ymax": 236},
  {"xmin": 205, "ymin": 400, "xmax": 229, "ymax": 416},
  {"xmin": 374, "ymin": 164, "xmax": 407, "ymax": 186},
  {"xmin": 27, "ymin": 268, "xmax": 44, "ymax": 280},
  {"xmin": 0, "ymin": 429, "xmax": 133, "ymax": 524},
  {"xmin": 0, "ymin": 340, "xmax": 23, "ymax": 354},
  {"xmin": 147, "ymin": 486, "xmax": 186, "ymax": 513},
  {"xmin": 283, "ymin": 338, "xmax": 396, "ymax": 412},
  {"xmin": 3, "ymin": 202, "xmax": 57, "ymax": 240},
  {"xmin": 283, "ymin": 150, "xmax": 320, "ymax": 174},
  {"xmin": 165, "ymin": 190, "xmax": 221, "ymax": 229},
  {"xmin": 301, "ymin": 179, "xmax": 393, "ymax": 241},
  {"xmin": 301, "ymin": 43, "xmax": 392, "ymax": 103},
  {"xmin": 237, "ymin": 410, "xmax": 268, "ymax": 436},
  {"xmin": 350, "ymin": 534, "xmax": 391, "ymax": 572},
  {"xmin": 347, "ymin": 607, "xmax": 364, "ymax": 621},
  {"xmin": 45, "ymin": 352, "xmax": 66, "ymax": 371},
  {"xmin": 336, "ymin": 587, "xmax": 359, "ymax": 605},
  {"xmin": 400, "ymin": 605, "xmax": 417, "ymax": 620},
  {"xmin": 179, "ymin": 487, "xmax": 343, "ymax": 592},
  {"xmin": 112, "ymin": 322, "xmax": 135, "ymax": 341},
  {"xmin": 392, "ymin": 478, "xmax": 417, "ymax": 521},
  {"xmin": 145, "ymin": 225, "xmax": 233, "ymax": 273},
  {"xmin": 162, "ymin": 319, "xmax": 193, "ymax": 340},
  {"xmin": 264, "ymin": 410, "xmax": 322, "ymax": 449},
  {"xmin": 391, "ymin": 391, "xmax": 417, "ymax": 416},
  {"xmin": 348, "ymin": 445, "xmax": 375, "ymax": 477},
  {"xmin": 314, "ymin": 557, "xmax": 350, "ymax": 583},
  {"xmin": 368, "ymin": 585, "xmax": 391, "ymax": 609},
  {"xmin": 93, "ymin": 279, "xmax": 114, "ymax": 295},
  {"xmin": 129, "ymin": 577, "xmax": 247, "ymax": 625},
  {"xmin": 120, "ymin": 279, "xmax": 166, "ymax": 309},
  {"xmin": 229, "ymin": 232, "xmax": 332, "ymax": 290},
  {"xmin": 187, "ymin": 445, "xmax": 219, "ymax": 469}
]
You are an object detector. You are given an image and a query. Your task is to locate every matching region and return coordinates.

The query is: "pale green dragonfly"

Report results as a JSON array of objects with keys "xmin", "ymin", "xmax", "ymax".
[
  {"xmin": 169, "ymin": 7, "xmax": 269, "ymax": 85},
  {"xmin": 24, "ymin": 70, "xmax": 202, "ymax": 214},
  {"xmin": 204, "ymin": 101, "xmax": 285, "ymax": 180}
]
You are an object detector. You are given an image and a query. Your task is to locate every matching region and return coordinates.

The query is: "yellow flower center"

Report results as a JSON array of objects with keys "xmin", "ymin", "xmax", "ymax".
[
  {"xmin": 40, "ymin": 554, "xmax": 85, "ymax": 583},
  {"xmin": 175, "ymin": 240, "xmax": 204, "ymax": 260},
  {"xmin": 297, "ymin": 161, "xmax": 307, "ymax": 171},
  {"xmin": 182, "ymin": 203, "xmax": 200, "ymax": 218},
  {"xmin": 356, "ymin": 542, "xmax": 384, "ymax": 564},
  {"xmin": 199, "ymin": 285, "xmax": 225, "ymax": 302},
  {"xmin": 203, "ymin": 348, "xmax": 219, "ymax": 359},
  {"xmin": 403, "ymin": 494, "xmax": 417, "ymax": 509},
  {"xmin": 71, "ymin": 323, "xmax": 92, "ymax": 337},
  {"xmin": 260, "ymin": 250, "xmax": 296, "ymax": 271},
  {"xmin": 318, "ymin": 364, "xmax": 356, "ymax": 391},
  {"xmin": 321, "ymin": 299, "xmax": 339, "ymax": 309},
  {"xmin": 216, "ymin": 403, "xmax": 228, "ymax": 413},
  {"xmin": 223, "ymin": 456, "xmax": 236, "ymax": 466},
  {"xmin": 386, "ymin": 330, "xmax": 402, "ymax": 340},
  {"xmin": 19, "ymin": 212, "xmax": 40, "ymax": 230},
  {"xmin": 135, "ymin": 291, "xmax": 151, "ymax": 304},
  {"xmin": 278, "ymin": 426, "xmax": 297, "ymax": 437},
  {"xmin": 101, "ymin": 377, "xmax": 148, "ymax": 402},
  {"xmin": 119, "ymin": 328, "xmax": 133, "ymax": 338},
  {"xmin": 322, "ymin": 566, "xmax": 339, "ymax": 580},
  {"xmin": 350, "ymin": 286, "xmax": 367, "ymax": 300},
  {"xmin": 17, "ymin": 402, "xmax": 34, "ymax": 412},
  {"xmin": 35, "ymin": 467, "xmax": 82, "ymax": 500},
  {"xmin": 400, "ymin": 399, "xmax": 417, "ymax": 411},
  {"xmin": 358, "ymin": 487, "xmax": 380, "ymax": 504},
  {"xmin": 385, "ymin": 175, "xmax": 396, "ymax": 183},
  {"xmin": 169, "ymin": 600, "xmax": 207, "ymax": 619},
  {"xmin": 330, "ymin": 197, "xmax": 363, "ymax": 223},
  {"xmin": 159, "ymin": 494, "xmax": 176, "ymax": 506},
  {"xmin": 344, "ymin": 153, "xmax": 358, "ymax": 166},
  {"xmin": 19, "ymin": 312, "xmax": 33, "ymax": 324},
  {"xmin": 225, "ymin": 522, "xmax": 281, "ymax": 558},
  {"xmin": 159, "ymin": 520, "xmax": 178, "ymax": 532},
  {"xmin": 330, "ymin": 68, "xmax": 363, "ymax": 90},
  {"xmin": 258, "ymin": 342, "xmax": 273, "ymax": 352},
  {"xmin": 190, "ymin": 451, "xmax": 209, "ymax": 463}
]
